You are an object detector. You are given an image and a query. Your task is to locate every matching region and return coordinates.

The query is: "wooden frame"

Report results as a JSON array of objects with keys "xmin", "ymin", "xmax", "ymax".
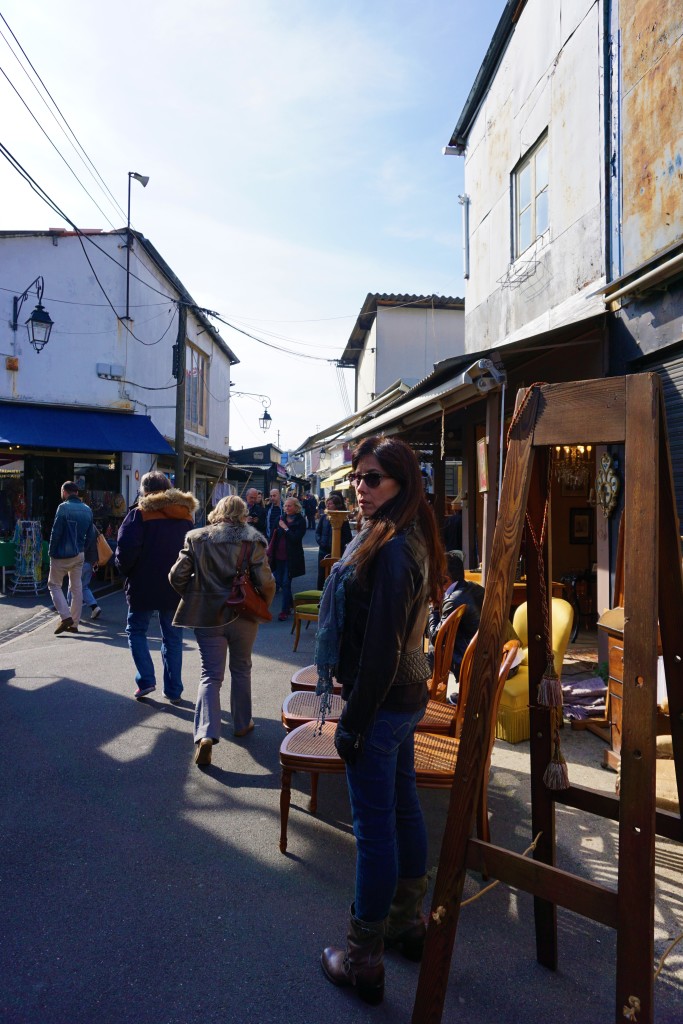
[
  {"xmin": 476, "ymin": 437, "xmax": 489, "ymax": 492},
  {"xmin": 412, "ymin": 374, "xmax": 683, "ymax": 1024},
  {"xmin": 569, "ymin": 507, "xmax": 593, "ymax": 544}
]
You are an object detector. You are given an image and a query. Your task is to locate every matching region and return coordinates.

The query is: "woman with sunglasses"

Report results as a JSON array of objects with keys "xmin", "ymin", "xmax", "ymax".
[{"xmin": 316, "ymin": 436, "xmax": 446, "ymax": 1005}]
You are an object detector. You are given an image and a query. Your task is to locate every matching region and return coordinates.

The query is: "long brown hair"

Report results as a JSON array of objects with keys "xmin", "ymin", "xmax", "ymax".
[{"xmin": 348, "ymin": 435, "xmax": 446, "ymax": 602}]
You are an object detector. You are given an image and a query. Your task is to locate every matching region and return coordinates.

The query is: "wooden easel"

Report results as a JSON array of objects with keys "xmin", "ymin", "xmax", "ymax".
[{"xmin": 412, "ymin": 374, "xmax": 683, "ymax": 1024}]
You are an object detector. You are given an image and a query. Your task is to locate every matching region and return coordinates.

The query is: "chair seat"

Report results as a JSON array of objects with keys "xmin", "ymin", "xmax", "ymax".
[
  {"xmin": 417, "ymin": 698, "xmax": 458, "ymax": 735},
  {"xmin": 294, "ymin": 590, "xmax": 322, "ymax": 603},
  {"xmin": 290, "ymin": 664, "xmax": 341, "ymax": 694},
  {"xmin": 282, "ymin": 690, "xmax": 343, "ymax": 730},
  {"xmin": 294, "ymin": 604, "xmax": 319, "ymax": 615},
  {"xmin": 280, "ymin": 720, "xmax": 342, "ymax": 771},
  {"xmin": 413, "ymin": 731, "xmax": 460, "ymax": 785}
]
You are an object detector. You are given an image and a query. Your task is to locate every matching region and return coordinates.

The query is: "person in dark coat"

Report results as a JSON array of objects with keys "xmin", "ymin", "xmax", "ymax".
[
  {"xmin": 115, "ymin": 471, "xmax": 198, "ymax": 702},
  {"xmin": 245, "ymin": 487, "xmax": 267, "ymax": 534},
  {"xmin": 267, "ymin": 496, "xmax": 307, "ymax": 620},
  {"xmin": 315, "ymin": 490, "xmax": 352, "ymax": 588},
  {"xmin": 427, "ymin": 550, "xmax": 518, "ymax": 698},
  {"xmin": 302, "ymin": 492, "xmax": 318, "ymax": 530}
]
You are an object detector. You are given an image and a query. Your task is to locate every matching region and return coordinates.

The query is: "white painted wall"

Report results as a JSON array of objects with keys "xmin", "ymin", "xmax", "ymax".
[
  {"xmin": 355, "ymin": 307, "xmax": 465, "ymax": 408},
  {"xmin": 462, "ymin": 0, "xmax": 605, "ymax": 349},
  {"xmin": 1, "ymin": 231, "xmax": 234, "ymax": 465}
]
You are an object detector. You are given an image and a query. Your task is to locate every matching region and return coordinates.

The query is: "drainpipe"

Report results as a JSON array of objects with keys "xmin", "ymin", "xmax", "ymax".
[{"xmin": 458, "ymin": 194, "xmax": 471, "ymax": 280}]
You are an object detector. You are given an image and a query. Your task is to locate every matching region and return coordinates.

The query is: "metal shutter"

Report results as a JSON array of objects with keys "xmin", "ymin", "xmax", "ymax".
[{"xmin": 639, "ymin": 353, "xmax": 683, "ymax": 522}]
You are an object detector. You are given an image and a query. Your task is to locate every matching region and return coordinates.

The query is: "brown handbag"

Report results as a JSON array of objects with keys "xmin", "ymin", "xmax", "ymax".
[
  {"xmin": 95, "ymin": 530, "xmax": 113, "ymax": 565},
  {"xmin": 224, "ymin": 541, "xmax": 272, "ymax": 623}
]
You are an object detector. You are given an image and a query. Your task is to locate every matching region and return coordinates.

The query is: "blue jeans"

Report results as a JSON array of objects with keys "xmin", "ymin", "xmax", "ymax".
[
  {"xmin": 67, "ymin": 561, "xmax": 96, "ymax": 608},
  {"xmin": 125, "ymin": 608, "xmax": 183, "ymax": 699},
  {"xmin": 345, "ymin": 705, "xmax": 427, "ymax": 922},
  {"xmin": 273, "ymin": 559, "xmax": 292, "ymax": 615}
]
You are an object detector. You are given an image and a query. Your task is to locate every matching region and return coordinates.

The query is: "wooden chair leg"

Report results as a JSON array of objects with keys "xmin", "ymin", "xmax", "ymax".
[
  {"xmin": 310, "ymin": 771, "xmax": 319, "ymax": 813},
  {"xmin": 293, "ymin": 617, "xmax": 301, "ymax": 652},
  {"xmin": 280, "ymin": 767, "xmax": 292, "ymax": 853}
]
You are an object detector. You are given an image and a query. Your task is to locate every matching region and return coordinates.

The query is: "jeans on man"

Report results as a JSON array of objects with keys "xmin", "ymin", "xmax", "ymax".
[
  {"xmin": 48, "ymin": 553, "xmax": 85, "ymax": 623},
  {"xmin": 345, "ymin": 705, "xmax": 427, "ymax": 922},
  {"xmin": 125, "ymin": 607, "xmax": 183, "ymax": 699},
  {"xmin": 272, "ymin": 559, "xmax": 292, "ymax": 615},
  {"xmin": 67, "ymin": 561, "xmax": 96, "ymax": 609}
]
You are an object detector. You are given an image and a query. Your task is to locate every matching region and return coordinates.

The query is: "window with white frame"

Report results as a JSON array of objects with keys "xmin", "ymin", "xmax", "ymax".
[
  {"xmin": 513, "ymin": 134, "xmax": 549, "ymax": 258},
  {"xmin": 185, "ymin": 343, "xmax": 208, "ymax": 435}
]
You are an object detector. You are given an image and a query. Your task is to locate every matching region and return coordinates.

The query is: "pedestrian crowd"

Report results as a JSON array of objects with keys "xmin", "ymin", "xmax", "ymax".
[{"xmin": 46, "ymin": 440, "xmax": 493, "ymax": 1008}]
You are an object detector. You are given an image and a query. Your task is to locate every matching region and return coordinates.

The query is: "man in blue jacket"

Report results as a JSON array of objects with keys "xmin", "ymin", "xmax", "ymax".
[
  {"xmin": 115, "ymin": 472, "xmax": 197, "ymax": 702},
  {"xmin": 48, "ymin": 481, "xmax": 96, "ymax": 635}
]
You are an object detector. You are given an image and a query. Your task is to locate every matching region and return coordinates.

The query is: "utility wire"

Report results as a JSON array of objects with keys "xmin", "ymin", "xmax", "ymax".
[
  {"xmin": 0, "ymin": 12, "xmax": 127, "ymax": 223},
  {"xmin": 0, "ymin": 62, "xmax": 119, "ymax": 229}
]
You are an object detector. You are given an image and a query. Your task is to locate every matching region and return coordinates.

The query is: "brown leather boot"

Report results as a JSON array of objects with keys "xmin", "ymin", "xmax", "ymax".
[
  {"xmin": 384, "ymin": 875, "xmax": 429, "ymax": 961},
  {"xmin": 321, "ymin": 907, "xmax": 385, "ymax": 1005}
]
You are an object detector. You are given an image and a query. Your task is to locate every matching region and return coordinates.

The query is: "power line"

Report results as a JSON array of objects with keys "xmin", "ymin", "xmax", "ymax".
[{"xmin": 0, "ymin": 13, "xmax": 127, "ymax": 224}]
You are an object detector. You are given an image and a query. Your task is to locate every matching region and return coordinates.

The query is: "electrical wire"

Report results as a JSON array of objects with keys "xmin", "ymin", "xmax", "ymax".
[
  {"xmin": 0, "ymin": 13, "xmax": 127, "ymax": 223},
  {"xmin": 0, "ymin": 62, "xmax": 119, "ymax": 229},
  {"xmin": 208, "ymin": 312, "xmax": 335, "ymax": 363}
]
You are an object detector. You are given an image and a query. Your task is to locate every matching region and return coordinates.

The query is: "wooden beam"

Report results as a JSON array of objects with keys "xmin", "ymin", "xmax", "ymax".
[
  {"xmin": 533, "ymin": 378, "xmax": 627, "ymax": 446},
  {"xmin": 465, "ymin": 839, "xmax": 619, "ymax": 928}
]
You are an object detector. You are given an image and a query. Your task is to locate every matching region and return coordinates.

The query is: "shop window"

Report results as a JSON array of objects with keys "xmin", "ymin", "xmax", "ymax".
[
  {"xmin": 185, "ymin": 344, "xmax": 208, "ymax": 436},
  {"xmin": 0, "ymin": 459, "xmax": 25, "ymax": 538},
  {"xmin": 512, "ymin": 133, "xmax": 549, "ymax": 258}
]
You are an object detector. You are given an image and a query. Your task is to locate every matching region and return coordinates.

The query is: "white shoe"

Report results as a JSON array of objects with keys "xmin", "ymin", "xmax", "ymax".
[{"xmin": 91, "ymin": 605, "xmax": 101, "ymax": 620}]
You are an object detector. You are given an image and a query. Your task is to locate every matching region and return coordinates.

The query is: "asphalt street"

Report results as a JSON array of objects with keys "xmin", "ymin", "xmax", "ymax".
[{"xmin": 0, "ymin": 537, "xmax": 681, "ymax": 1024}]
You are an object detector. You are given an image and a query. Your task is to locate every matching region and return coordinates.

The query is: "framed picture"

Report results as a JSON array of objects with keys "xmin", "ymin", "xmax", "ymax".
[
  {"xmin": 476, "ymin": 438, "xmax": 489, "ymax": 493},
  {"xmin": 570, "ymin": 507, "xmax": 593, "ymax": 545}
]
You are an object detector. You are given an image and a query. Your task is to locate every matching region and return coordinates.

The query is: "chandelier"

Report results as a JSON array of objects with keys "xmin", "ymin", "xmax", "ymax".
[{"xmin": 554, "ymin": 444, "xmax": 593, "ymax": 489}]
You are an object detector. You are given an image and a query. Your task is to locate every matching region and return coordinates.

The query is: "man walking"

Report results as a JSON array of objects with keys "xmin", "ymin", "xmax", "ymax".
[
  {"xmin": 48, "ymin": 481, "xmax": 96, "ymax": 635},
  {"xmin": 115, "ymin": 472, "xmax": 198, "ymax": 702},
  {"xmin": 245, "ymin": 487, "xmax": 267, "ymax": 534},
  {"xmin": 265, "ymin": 487, "xmax": 282, "ymax": 539}
]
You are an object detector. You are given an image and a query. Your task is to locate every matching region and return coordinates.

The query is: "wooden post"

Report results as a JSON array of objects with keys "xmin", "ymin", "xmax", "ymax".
[{"xmin": 326, "ymin": 510, "xmax": 349, "ymax": 560}]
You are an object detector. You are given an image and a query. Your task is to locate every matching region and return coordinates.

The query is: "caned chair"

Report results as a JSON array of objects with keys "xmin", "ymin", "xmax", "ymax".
[
  {"xmin": 495, "ymin": 597, "xmax": 574, "ymax": 743},
  {"xmin": 281, "ymin": 689, "xmax": 344, "ymax": 731},
  {"xmin": 278, "ymin": 637, "xmax": 520, "ymax": 853},
  {"xmin": 291, "ymin": 590, "xmax": 322, "ymax": 652},
  {"xmin": 290, "ymin": 664, "xmax": 342, "ymax": 695},
  {"xmin": 419, "ymin": 603, "xmax": 467, "ymax": 735}
]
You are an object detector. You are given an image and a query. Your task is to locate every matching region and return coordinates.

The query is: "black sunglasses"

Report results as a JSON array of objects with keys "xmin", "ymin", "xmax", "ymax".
[{"xmin": 348, "ymin": 471, "xmax": 392, "ymax": 489}]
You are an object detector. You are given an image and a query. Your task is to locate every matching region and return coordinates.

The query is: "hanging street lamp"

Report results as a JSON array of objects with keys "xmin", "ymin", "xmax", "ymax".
[{"xmin": 12, "ymin": 276, "xmax": 54, "ymax": 353}]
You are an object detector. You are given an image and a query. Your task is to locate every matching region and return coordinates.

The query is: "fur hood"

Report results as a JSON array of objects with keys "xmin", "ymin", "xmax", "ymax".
[{"xmin": 138, "ymin": 488, "xmax": 199, "ymax": 519}]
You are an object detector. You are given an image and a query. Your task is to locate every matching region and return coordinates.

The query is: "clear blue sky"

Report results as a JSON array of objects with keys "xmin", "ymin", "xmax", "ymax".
[{"xmin": 0, "ymin": 0, "xmax": 506, "ymax": 450}]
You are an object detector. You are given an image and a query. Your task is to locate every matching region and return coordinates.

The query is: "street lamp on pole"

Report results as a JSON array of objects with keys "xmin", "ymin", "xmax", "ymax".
[{"xmin": 125, "ymin": 171, "xmax": 149, "ymax": 320}]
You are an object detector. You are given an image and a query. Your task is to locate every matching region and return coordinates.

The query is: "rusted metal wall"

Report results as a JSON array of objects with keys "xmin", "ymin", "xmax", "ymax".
[{"xmin": 621, "ymin": 0, "xmax": 683, "ymax": 268}]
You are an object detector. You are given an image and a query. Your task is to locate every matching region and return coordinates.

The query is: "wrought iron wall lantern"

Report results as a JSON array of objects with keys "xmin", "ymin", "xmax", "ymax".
[
  {"xmin": 230, "ymin": 389, "xmax": 273, "ymax": 432},
  {"xmin": 12, "ymin": 276, "xmax": 54, "ymax": 353},
  {"xmin": 595, "ymin": 451, "xmax": 620, "ymax": 517}
]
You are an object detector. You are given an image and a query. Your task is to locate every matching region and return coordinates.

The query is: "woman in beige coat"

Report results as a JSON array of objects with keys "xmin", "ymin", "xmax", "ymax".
[{"xmin": 169, "ymin": 495, "xmax": 275, "ymax": 766}]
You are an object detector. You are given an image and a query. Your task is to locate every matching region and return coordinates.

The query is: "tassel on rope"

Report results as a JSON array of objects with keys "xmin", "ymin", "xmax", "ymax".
[
  {"xmin": 537, "ymin": 655, "xmax": 563, "ymax": 707},
  {"xmin": 543, "ymin": 710, "xmax": 570, "ymax": 790}
]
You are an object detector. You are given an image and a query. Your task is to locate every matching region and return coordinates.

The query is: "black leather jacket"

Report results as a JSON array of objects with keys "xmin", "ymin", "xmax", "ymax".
[{"xmin": 336, "ymin": 522, "xmax": 431, "ymax": 740}]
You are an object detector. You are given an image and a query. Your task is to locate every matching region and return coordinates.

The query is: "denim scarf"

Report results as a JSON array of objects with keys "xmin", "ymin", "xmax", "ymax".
[{"xmin": 314, "ymin": 526, "xmax": 368, "ymax": 727}]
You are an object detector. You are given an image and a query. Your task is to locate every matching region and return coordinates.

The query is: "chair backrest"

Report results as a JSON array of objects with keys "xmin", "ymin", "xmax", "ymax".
[
  {"xmin": 453, "ymin": 634, "xmax": 521, "ymax": 740},
  {"xmin": 512, "ymin": 597, "xmax": 575, "ymax": 678},
  {"xmin": 428, "ymin": 603, "xmax": 467, "ymax": 700}
]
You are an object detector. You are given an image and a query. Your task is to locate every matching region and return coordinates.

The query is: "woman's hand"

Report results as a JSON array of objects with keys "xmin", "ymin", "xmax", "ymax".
[
  {"xmin": 279, "ymin": 518, "xmax": 288, "ymax": 531},
  {"xmin": 334, "ymin": 722, "xmax": 360, "ymax": 765}
]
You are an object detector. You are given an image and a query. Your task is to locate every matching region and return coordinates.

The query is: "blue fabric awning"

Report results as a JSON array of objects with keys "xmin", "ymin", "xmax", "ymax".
[{"xmin": 0, "ymin": 403, "xmax": 175, "ymax": 456}]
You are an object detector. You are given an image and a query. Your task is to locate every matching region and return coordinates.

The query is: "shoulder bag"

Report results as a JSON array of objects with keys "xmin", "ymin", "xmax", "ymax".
[
  {"xmin": 96, "ymin": 530, "xmax": 113, "ymax": 565},
  {"xmin": 224, "ymin": 541, "xmax": 272, "ymax": 623}
]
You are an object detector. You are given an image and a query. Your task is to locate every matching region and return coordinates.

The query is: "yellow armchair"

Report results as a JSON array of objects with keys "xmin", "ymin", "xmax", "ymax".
[{"xmin": 495, "ymin": 597, "xmax": 574, "ymax": 743}]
